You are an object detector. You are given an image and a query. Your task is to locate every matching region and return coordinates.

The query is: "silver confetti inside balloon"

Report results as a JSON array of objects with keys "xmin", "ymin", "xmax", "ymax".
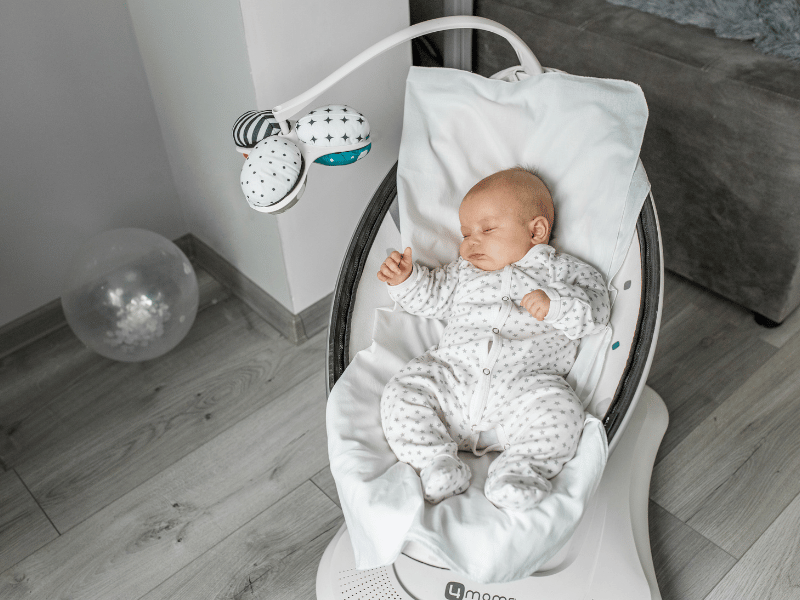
[{"xmin": 61, "ymin": 228, "xmax": 198, "ymax": 362}]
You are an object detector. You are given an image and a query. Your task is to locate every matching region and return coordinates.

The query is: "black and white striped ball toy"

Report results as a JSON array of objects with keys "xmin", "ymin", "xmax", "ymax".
[{"xmin": 232, "ymin": 110, "xmax": 280, "ymax": 149}]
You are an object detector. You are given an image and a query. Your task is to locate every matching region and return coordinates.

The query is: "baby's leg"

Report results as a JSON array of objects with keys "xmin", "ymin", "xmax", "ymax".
[
  {"xmin": 484, "ymin": 379, "xmax": 584, "ymax": 511},
  {"xmin": 381, "ymin": 358, "xmax": 471, "ymax": 504}
]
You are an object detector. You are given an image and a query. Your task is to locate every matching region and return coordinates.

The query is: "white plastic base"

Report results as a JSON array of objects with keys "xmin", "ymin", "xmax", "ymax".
[{"xmin": 317, "ymin": 385, "xmax": 668, "ymax": 600}]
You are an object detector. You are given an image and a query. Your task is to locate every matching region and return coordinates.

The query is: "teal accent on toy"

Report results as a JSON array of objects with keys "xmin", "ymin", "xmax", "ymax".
[{"xmin": 316, "ymin": 143, "xmax": 372, "ymax": 166}]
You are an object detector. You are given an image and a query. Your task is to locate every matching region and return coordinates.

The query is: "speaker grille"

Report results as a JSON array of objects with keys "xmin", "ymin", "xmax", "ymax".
[{"xmin": 338, "ymin": 567, "xmax": 407, "ymax": 599}]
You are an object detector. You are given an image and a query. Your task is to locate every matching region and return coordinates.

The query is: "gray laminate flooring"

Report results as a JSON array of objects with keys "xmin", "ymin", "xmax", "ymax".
[{"xmin": 1, "ymin": 267, "xmax": 798, "ymax": 599}]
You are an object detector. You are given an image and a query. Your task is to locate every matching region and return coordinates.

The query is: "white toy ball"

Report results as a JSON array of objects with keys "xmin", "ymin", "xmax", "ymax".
[
  {"xmin": 61, "ymin": 228, "xmax": 199, "ymax": 362},
  {"xmin": 240, "ymin": 136, "xmax": 303, "ymax": 209},
  {"xmin": 296, "ymin": 104, "xmax": 370, "ymax": 147}
]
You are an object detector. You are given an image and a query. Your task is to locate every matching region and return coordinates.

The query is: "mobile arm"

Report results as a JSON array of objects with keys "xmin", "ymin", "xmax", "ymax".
[{"xmin": 272, "ymin": 16, "xmax": 542, "ymax": 132}]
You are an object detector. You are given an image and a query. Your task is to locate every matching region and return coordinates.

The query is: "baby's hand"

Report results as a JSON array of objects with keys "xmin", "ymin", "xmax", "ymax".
[
  {"xmin": 378, "ymin": 247, "xmax": 413, "ymax": 286},
  {"xmin": 522, "ymin": 289, "xmax": 551, "ymax": 321}
]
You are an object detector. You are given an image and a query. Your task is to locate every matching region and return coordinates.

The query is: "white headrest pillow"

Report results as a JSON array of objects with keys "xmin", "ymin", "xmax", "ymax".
[{"xmin": 397, "ymin": 67, "xmax": 649, "ymax": 285}]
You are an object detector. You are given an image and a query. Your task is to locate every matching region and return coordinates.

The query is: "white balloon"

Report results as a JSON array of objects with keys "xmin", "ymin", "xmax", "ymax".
[{"xmin": 61, "ymin": 228, "xmax": 198, "ymax": 362}]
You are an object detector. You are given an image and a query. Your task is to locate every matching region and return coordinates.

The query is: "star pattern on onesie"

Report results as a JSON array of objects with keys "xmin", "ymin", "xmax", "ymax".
[{"xmin": 380, "ymin": 245, "xmax": 609, "ymax": 511}]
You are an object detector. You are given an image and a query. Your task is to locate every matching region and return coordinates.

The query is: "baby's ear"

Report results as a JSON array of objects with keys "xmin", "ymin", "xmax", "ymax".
[{"xmin": 530, "ymin": 215, "xmax": 551, "ymax": 245}]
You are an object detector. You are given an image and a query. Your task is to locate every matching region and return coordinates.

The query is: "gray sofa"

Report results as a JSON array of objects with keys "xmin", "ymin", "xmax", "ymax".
[{"xmin": 475, "ymin": 0, "xmax": 800, "ymax": 324}]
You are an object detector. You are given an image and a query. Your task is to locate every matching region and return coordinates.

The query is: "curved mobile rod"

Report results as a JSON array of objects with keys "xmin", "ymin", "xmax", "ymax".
[{"xmin": 272, "ymin": 16, "xmax": 543, "ymax": 130}]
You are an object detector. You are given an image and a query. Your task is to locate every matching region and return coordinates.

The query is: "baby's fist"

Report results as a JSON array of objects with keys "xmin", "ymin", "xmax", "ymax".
[
  {"xmin": 522, "ymin": 289, "xmax": 551, "ymax": 321},
  {"xmin": 378, "ymin": 247, "xmax": 413, "ymax": 286}
]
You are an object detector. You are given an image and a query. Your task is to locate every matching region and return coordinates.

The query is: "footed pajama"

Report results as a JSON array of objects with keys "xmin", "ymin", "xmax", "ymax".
[{"xmin": 380, "ymin": 243, "xmax": 609, "ymax": 509}]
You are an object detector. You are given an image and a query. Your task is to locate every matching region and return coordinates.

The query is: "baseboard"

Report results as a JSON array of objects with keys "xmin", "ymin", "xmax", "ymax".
[
  {"xmin": 188, "ymin": 234, "xmax": 332, "ymax": 344},
  {"xmin": 0, "ymin": 233, "xmax": 330, "ymax": 358},
  {"xmin": 0, "ymin": 298, "xmax": 68, "ymax": 360},
  {"xmin": 298, "ymin": 292, "xmax": 334, "ymax": 341}
]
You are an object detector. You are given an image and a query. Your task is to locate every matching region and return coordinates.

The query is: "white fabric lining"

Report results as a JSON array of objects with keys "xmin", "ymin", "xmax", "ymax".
[
  {"xmin": 328, "ymin": 65, "xmax": 649, "ymax": 583},
  {"xmin": 397, "ymin": 67, "xmax": 649, "ymax": 408}
]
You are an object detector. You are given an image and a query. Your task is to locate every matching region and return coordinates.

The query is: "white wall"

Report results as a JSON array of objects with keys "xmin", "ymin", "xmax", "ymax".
[
  {"xmin": 240, "ymin": 0, "xmax": 411, "ymax": 313},
  {"xmin": 127, "ymin": 0, "xmax": 411, "ymax": 315},
  {"xmin": 1, "ymin": 0, "xmax": 412, "ymax": 328},
  {"xmin": 0, "ymin": 0, "xmax": 185, "ymax": 328},
  {"xmin": 126, "ymin": 0, "xmax": 293, "ymax": 310}
]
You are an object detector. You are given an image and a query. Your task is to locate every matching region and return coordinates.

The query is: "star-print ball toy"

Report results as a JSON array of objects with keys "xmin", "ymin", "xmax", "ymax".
[
  {"xmin": 232, "ymin": 110, "xmax": 280, "ymax": 149},
  {"xmin": 240, "ymin": 137, "xmax": 303, "ymax": 209},
  {"xmin": 296, "ymin": 104, "xmax": 370, "ymax": 149}
]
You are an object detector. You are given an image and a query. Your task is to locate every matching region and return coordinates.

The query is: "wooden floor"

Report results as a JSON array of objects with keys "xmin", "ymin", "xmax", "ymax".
[{"xmin": 1, "ymin": 265, "xmax": 799, "ymax": 599}]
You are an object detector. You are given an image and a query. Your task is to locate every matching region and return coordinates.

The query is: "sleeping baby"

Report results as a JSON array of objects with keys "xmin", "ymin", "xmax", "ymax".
[{"xmin": 377, "ymin": 167, "xmax": 610, "ymax": 511}]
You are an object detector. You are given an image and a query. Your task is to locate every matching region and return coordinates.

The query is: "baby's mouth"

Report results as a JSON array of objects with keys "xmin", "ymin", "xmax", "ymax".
[{"xmin": 468, "ymin": 254, "xmax": 491, "ymax": 271}]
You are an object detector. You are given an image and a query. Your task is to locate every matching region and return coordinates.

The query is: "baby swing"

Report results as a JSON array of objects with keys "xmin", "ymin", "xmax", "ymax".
[{"xmin": 233, "ymin": 16, "xmax": 666, "ymax": 599}]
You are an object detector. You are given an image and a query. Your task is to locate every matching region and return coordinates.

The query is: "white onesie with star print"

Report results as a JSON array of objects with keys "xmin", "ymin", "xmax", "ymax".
[{"xmin": 380, "ymin": 243, "xmax": 610, "ymax": 510}]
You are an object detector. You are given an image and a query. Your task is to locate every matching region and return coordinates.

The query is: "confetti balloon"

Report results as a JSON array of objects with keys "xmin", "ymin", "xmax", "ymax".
[{"xmin": 61, "ymin": 228, "xmax": 198, "ymax": 362}]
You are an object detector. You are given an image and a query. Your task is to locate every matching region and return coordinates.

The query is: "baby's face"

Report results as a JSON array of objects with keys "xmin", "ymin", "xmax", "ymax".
[{"xmin": 459, "ymin": 183, "xmax": 538, "ymax": 272}]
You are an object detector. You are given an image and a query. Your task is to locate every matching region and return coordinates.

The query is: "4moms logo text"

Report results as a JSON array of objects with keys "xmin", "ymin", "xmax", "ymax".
[{"xmin": 444, "ymin": 581, "xmax": 517, "ymax": 600}]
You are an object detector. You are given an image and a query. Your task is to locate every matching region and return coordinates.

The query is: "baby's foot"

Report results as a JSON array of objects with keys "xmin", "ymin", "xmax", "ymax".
[
  {"xmin": 484, "ymin": 473, "xmax": 552, "ymax": 511},
  {"xmin": 420, "ymin": 454, "xmax": 471, "ymax": 504}
]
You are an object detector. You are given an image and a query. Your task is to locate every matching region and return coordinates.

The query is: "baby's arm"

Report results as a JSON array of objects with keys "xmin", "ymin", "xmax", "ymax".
[
  {"xmin": 378, "ymin": 247, "xmax": 414, "ymax": 286},
  {"xmin": 530, "ymin": 255, "xmax": 610, "ymax": 340},
  {"xmin": 381, "ymin": 253, "xmax": 462, "ymax": 320},
  {"xmin": 521, "ymin": 289, "xmax": 551, "ymax": 321}
]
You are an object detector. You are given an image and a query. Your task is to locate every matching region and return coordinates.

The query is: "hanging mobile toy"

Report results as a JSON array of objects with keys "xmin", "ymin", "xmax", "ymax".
[
  {"xmin": 231, "ymin": 17, "xmax": 541, "ymax": 216},
  {"xmin": 233, "ymin": 104, "xmax": 371, "ymax": 214}
]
